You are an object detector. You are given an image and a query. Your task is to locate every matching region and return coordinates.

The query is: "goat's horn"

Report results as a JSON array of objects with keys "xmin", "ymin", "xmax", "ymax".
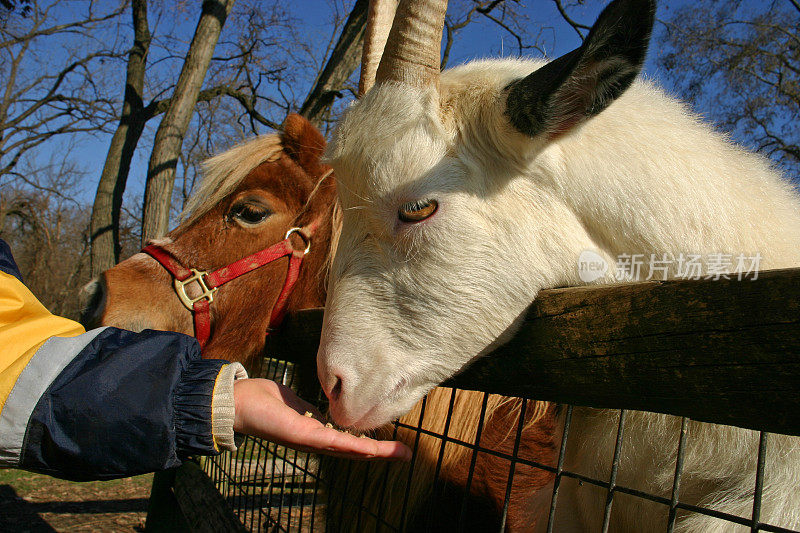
[
  {"xmin": 359, "ymin": 0, "xmax": 400, "ymax": 97},
  {"xmin": 375, "ymin": 0, "xmax": 447, "ymax": 91}
]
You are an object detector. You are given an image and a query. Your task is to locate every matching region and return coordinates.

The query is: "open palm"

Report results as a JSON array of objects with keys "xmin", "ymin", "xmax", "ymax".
[{"xmin": 233, "ymin": 378, "xmax": 411, "ymax": 460}]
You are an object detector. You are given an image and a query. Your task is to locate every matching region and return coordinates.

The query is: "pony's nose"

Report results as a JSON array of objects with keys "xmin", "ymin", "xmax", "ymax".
[{"xmin": 79, "ymin": 277, "xmax": 106, "ymax": 328}]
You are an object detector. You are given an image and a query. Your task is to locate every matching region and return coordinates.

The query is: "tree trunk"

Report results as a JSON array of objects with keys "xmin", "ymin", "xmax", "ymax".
[
  {"xmin": 299, "ymin": 0, "xmax": 368, "ymax": 127},
  {"xmin": 140, "ymin": 0, "xmax": 234, "ymax": 245},
  {"xmin": 89, "ymin": 0, "xmax": 150, "ymax": 276}
]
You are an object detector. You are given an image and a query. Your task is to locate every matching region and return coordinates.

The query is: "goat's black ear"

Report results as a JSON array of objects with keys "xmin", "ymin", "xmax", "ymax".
[{"xmin": 505, "ymin": 0, "xmax": 655, "ymax": 139}]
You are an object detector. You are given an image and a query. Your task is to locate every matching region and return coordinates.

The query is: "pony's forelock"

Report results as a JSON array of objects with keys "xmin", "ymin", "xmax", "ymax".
[{"xmin": 181, "ymin": 134, "xmax": 284, "ymax": 225}]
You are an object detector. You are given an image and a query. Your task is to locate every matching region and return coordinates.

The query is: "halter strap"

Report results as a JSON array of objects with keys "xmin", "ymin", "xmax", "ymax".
[{"xmin": 142, "ymin": 227, "xmax": 310, "ymax": 350}]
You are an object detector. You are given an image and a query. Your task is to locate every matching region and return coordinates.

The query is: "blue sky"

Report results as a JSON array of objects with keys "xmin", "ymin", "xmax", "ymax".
[{"xmin": 22, "ymin": 0, "xmax": 721, "ymax": 209}]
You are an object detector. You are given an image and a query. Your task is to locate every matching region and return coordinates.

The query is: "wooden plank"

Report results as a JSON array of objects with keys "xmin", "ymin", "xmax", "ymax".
[
  {"xmin": 171, "ymin": 461, "xmax": 248, "ymax": 533},
  {"xmin": 272, "ymin": 268, "xmax": 800, "ymax": 436},
  {"xmin": 145, "ymin": 468, "xmax": 191, "ymax": 532}
]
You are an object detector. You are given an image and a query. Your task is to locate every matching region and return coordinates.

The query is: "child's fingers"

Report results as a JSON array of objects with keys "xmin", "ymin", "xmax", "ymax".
[
  {"xmin": 269, "ymin": 381, "xmax": 326, "ymax": 419},
  {"xmin": 294, "ymin": 423, "xmax": 412, "ymax": 461},
  {"xmin": 235, "ymin": 378, "xmax": 410, "ymax": 461},
  {"xmin": 295, "ymin": 443, "xmax": 410, "ymax": 461}
]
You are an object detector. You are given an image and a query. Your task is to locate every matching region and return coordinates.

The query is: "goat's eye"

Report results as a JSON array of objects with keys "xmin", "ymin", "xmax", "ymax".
[
  {"xmin": 230, "ymin": 202, "xmax": 271, "ymax": 226},
  {"xmin": 398, "ymin": 199, "xmax": 438, "ymax": 223}
]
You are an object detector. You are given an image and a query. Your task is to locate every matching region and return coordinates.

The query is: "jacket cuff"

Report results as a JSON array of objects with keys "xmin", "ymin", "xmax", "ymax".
[
  {"xmin": 173, "ymin": 359, "xmax": 228, "ymax": 457},
  {"xmin": 211, "ymin": 363, "xmax": 248, "ymax": 452}
]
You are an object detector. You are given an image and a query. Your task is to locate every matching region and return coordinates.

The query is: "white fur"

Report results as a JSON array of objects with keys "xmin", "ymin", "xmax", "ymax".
[{"xmin": 319, "ymin": 58, "xmax": 800, "ymax": 530}]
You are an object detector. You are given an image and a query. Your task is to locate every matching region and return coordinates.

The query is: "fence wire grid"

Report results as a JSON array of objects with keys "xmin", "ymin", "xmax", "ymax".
[{"xmin": 198, "ymin": 357, "xmax": 798, "ymax": 533}]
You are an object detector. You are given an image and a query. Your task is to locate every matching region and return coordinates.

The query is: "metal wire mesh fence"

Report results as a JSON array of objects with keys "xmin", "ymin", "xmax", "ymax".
[
  {"xmin": 193, "ymin": 355, "xmax": 799, "ymax": 533},
  {"xmin": 203, "ymin": 358, "xmax": 326, "ymax": 531}
]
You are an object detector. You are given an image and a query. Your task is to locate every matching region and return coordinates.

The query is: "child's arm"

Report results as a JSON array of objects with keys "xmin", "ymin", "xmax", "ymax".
[
  {"xmin": 0, "ymin": 239, "xmax": 409, "ymax": 481},
  {"xmin": 0, "ymin": 240, "xmax": 236, "ymax": 480}
]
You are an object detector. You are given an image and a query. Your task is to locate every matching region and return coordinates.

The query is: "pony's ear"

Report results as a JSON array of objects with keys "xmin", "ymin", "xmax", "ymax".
[
  {"xmin": 505, "ymin": 0, "xmax": 655, "ymax": 139},
  {"xmin": 281, "ymin": 113, "xmax": 327, "ymax": 175}
]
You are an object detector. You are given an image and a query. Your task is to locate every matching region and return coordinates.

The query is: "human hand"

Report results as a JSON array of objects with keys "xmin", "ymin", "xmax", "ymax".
[{"xmin": 232, "ymin": 378, "xmax": 411, "ymax": 461}]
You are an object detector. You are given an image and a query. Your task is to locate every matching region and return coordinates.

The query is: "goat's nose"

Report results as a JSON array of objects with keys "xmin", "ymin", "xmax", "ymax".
[
  {"xmin": 319, "ymin": 368, "xmax": 345, "ymax": 402},
  {"xmin": 329, "ymin": 375, "xmax": 343, "ymax": 402},
  {"xmin": 317, "ymin": 344, "xmax": 349, "ymax": 404}
]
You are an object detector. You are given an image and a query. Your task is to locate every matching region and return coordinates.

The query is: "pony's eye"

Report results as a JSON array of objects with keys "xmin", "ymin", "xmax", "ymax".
[
  {"xmin": 398, "ymin": 199, "xmax": 438, "ymax": 223},
  {"xmin": 230, "ymin": 202, "xmax": 271, "ymax": 226}
]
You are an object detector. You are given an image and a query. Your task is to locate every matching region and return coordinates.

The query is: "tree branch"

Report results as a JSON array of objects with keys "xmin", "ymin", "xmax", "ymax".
[
  {"xmin": 142, "ymin": 84, "xmax": 281, "ymax": 130},
  {"xmin": 0, "ymin": 3, "xmax": 127, "ymax": 49},
  {"xmin": 1, "ymin": 50, "xmax": 121, "ymax": 131},
  {"xmin": 552, "ymin": 0, "xmax": 590, "ymax": 40},
  {"xmin": 299, "ymin": 0, "xmax": 368, "ymax": 127},
  {"xmin": 441, "ymin": 4, "xmax": 480, "ymax": 69}
]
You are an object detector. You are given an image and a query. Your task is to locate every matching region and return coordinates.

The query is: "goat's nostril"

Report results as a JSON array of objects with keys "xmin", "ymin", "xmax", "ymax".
[{"xmin": 330, "ymin": 375, "xmax": 343, "ymax": 402}]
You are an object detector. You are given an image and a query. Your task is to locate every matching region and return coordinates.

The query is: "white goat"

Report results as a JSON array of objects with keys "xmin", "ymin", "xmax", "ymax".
[{"xmin": 318, "ymin": 0, "xmax": 800, "ymax": 530}]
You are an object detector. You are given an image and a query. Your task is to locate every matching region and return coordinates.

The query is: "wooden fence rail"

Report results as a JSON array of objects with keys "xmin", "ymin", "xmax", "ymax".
[{"xmin": 272, "ymin": 268, "xmax": 800, "ymax": 437}]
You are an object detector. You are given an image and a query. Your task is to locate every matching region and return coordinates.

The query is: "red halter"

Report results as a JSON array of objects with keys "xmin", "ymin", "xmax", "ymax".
[{"xmin": 141, "ymin": 227, "xmax": 311, "ymax": 350}]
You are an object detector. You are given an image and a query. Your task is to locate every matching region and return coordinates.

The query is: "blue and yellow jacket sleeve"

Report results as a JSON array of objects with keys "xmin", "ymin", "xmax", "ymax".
[{"xmin": 0, "ymin": 239, "xmax": 245, "ymax": 481}]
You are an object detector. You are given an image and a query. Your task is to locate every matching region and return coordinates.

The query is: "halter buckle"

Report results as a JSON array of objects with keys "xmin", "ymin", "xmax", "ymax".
[{"xmin": 174, "ymin": 268, "xmax": 218, "ymax": 310}]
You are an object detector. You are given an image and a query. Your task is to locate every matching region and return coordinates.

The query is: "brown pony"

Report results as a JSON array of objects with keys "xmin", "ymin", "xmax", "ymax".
[
  {"xmin": 83, "ymin": 114, "xmax": 336, "ymax": 365},
  {"xmin": 85, "ymin": 113, "xmax": 558, "ymax": 532}
]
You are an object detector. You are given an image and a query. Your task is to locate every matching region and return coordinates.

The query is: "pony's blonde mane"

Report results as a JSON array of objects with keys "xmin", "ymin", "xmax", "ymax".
[{"xmin": 181, "ymin": 134, "xmax": 284, "ymax": 225}]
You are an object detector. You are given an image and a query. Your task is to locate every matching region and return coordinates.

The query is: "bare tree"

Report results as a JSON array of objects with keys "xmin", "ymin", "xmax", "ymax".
[
  {"xmin": 0, "ymin": 0, "xmax": 32, "ymax": 21},
  {"xmin": 89, "ymin": 0, "xmax": 149, "ymax": 275},
  {"xmin": 89, "ymin": 1, "xmax": 298, "ymax": 273},
  {"xmin": 0, "ymin": 0, "xmax": 125, "ymax": 186},
  {"xmin": 300, "ymin": 0, "xmax": 368, "ymax": 127},
  {"xmin": 140, "ymin": 0, "xmax": 235, "ymax": 244},
  {"xmin": 659, "ymin": 0, "xmax": 800, "ymax": 176},
  {"xmin": 0, "ymin": 153, "xmax": 91, "ymax": 319}
]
